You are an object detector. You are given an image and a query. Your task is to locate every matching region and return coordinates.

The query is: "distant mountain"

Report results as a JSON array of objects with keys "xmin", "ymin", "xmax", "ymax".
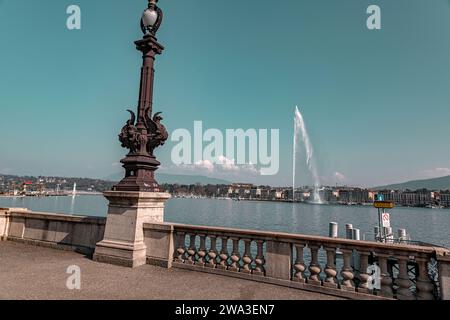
[
  {"xmin": 104, "ymin": 172, "xmax": 230, "ymax": 185},
  {"xmin": 374, "ymin": 175, "xmax": 450, "ymax": 191}
]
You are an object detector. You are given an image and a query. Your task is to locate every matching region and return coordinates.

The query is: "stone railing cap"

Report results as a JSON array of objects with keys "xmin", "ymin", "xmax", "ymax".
[
  {"xmin": 151, "ymin": 222, "xmax": 450, "ymax": 255},
  {"xmin": 435, "ymin": 248, "xmax": 450, "ymax": 261},
  {"xmin": 9, "ymin": 210, "xmax": 106, "ymax": 224}
]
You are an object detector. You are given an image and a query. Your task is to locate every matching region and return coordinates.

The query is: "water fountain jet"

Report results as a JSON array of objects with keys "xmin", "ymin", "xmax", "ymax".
[{"xmin": 293, "ymin": 106, "xmax": 322, "ymax": 204}]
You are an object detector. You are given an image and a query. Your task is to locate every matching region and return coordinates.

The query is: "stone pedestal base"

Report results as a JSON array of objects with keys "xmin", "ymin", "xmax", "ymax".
[{"xmin": 93, "ymin": 191, "xmax": 170, "ymax": 268}]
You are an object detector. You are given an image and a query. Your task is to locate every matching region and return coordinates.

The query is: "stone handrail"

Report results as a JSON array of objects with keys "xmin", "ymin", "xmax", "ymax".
[
  {"xmin": 8, "ymin": 210, "xmax": 106, "ymax": 225},
  {"xmin": 1, "ymin": 208, "xmax": 106, "ymax": 253},
  {"xmin": 143, "ymin": 222, "xmax": 450, "ymax": 300}
]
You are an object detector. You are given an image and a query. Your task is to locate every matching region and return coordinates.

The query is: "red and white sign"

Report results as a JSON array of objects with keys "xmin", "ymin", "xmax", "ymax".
[{"xmin": 382, "ymin": 212, "xmax": 391, "ymax": 228}]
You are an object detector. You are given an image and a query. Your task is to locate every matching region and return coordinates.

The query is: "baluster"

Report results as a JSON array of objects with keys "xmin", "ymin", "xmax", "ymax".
[
  {"xmin": 217, "ymin": 236, "xmax": 229, "ymax": 270},
  {"xmin": 186, "ymin": 233, "xmax": 197, "ymax": 265},
  {"xmin": 340, "ymin": 249, "xmax": 355, "ymax": 291},
  {"xmin": 253, "ymin": 240, "xmax": 265, "ymax": 276},
  {"xmin": 308, "ymin": 245, "xmax": 322, "ymax": 286},
  {"xmin": 357, "ymin": 251, "xmax": 371, "ymax": 294},
  {"xmin": 416, "ymin": 257, "xmax": 435, "ymax": 300},
  {"xmin": 229, "ymin": 237, "xmax": 241, "ymax": 272},
  {"xmin": 241, "ymin": 239, "xmax": 253, "ymax": 274},
  {"xmin": 323, "ymin": 247, "xmax": 338, "ymax": 288},
  {"xmin": 396, "ymin": 256, "xmax": 414, "ymax": 300},
  {"xmin": 174, "ymin": 232, "xmax": 186, "ymax": 263},
  {"xmin": 293, "ymin": 243, "xmax": 306, "ymax": 282},
  {"xmin": 197, "ymin": 234, "xmax": 207, "ymax": 266},
  {"xmin": 206, "ymin": 235, "xmax": 218, "ymax": 269},
  {"xmin": 378, "ymin": 254, "xmax": 394, "ymax": 298}
]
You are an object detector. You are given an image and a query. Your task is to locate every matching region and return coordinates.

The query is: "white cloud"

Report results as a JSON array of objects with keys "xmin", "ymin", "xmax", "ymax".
[
  {"xmin": 216, "ymin": 155, "xmax": 240, "ymax": 172},
  {"xmin": 177, "ymin": 155, "xmax": 259, "ymax": 176},
  {"xmin": 193, "ymin": 159, "xmax": 215, "ymax": 173},
  {"xmin": 334, "ymin": 172, "xmax": 347, "ymax": 182}
]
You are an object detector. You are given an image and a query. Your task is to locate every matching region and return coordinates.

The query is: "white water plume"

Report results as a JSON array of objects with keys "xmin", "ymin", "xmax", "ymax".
[{"xmin": 293, "ymin": 106, "xmax": 322, "ymax": 204}]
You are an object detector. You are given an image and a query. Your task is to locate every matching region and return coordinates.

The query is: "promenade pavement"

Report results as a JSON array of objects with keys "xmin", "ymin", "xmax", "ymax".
[{"xmin": 0, "ymin": 241, "xmax": 343, "ymax": 300}]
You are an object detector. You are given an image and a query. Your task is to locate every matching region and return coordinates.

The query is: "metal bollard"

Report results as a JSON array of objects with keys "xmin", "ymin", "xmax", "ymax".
[
  {"xmin": 384, "ymin": 227, "xmax": 393, "ymax": 236},
  {"xmin": 374, "ymin": 226, "xmax": 380, "ymax": 240},
  {"xmin": 384, "ymin": 227, "xmax": 394, "ymax": 243},
  {"xmin": 329, "ymin": 222, "xmax": 338, "ymax": 238},
  {"xmin": 398, "ymin": 229, "xmax": 407, "ymax": 243},
  {"xmin": 345, "ymin": 224, "xmax": 353, "ymax": 239},
  {"xmin": 352, "ymin": 228, "xmax": 361, "ymax": 241}
]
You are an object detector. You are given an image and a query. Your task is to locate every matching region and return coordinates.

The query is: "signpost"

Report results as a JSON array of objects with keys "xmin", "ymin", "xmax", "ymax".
[
  {"xmin": 374, "ymin": 201, "xmax": 395, "ymax": 209},
  {"xmin": 382, "ymin": 212, "xmax": 390, "ymax": 228},
  {"xmin": 374, "ymin": 195, "xmax": 395, "ymax": 242}
]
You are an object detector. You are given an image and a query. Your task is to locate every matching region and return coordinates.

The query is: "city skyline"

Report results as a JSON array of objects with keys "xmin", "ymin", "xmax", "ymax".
[{"xmin": 1, "ymin": 0, "xmax": 450, "ymax": 187}]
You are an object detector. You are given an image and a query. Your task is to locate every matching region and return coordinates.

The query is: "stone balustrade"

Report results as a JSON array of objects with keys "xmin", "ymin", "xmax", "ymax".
[
  {"xmin": 0, "ymin": 208, "xmax": 106, "ymax": 254},
  {"xmin": 1, "ymin": 207, "xmax": 449, "ymax": 300},
  {"xmin": 143, "ymin": 222, "xmax": 450, "ymax": 300}
]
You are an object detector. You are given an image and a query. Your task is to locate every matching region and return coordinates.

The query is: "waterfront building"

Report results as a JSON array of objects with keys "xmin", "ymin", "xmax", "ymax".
[
  {"xmin": 375, "ymin": 189, "xmax": 397, "ymax": 203},
  {"xmin": 379, "ymin": 189, "xmax": 432, "ymax": 207},
  {"xmin": 337, "ymin": 189, "xmax": 350, "ymax": 203},
  {"xmin": 294, "ymin": 190, "xmax": 304, "ymax": 201},
  {"xmin": 283, "ymin": 189, "xmax": 293, "ymax": 200},
  {"xmin": 320, "ymin": 188, "xmax": 337, "ymax": 203},
  {"xmin": 355, "ymin": 188, "xmax": 370, "ymax": 204},
  {"xmin": 270, "ymin": 189, "xmax": 283, "ymax": 200},
  {"xmin": 337, "ymin": 188, "xmax": 370, "ymax": 204},
  {"xmin": 232, "ymin": 183, "xmax": 254, "ymax": 190},
  {"xmin": 400, "ymin": 190, "xmax": 432, "ymax": 207},
  {"xmin": 440, "ymin": 191, "xmax": 450, "ymax": 207},
  {"xmin": 302, "ymin": 191, "xmax": 311, "ymax": 200},
  {"xmin": 259, "ymin": 188, "xmax": 270, "ymax": 199},
  {"xmin": 249, "ymin": 187, "xmax": 260, "ymax": 199}
]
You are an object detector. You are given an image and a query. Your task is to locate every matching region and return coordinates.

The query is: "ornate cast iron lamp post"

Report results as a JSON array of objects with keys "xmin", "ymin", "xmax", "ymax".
[
  {"xmin": 94, "ymin": 0, "xmax": 171, "ymax": 268},
  {"xmin": 114, "ymin": 0, "xmax": 168, "ymax": 192}
]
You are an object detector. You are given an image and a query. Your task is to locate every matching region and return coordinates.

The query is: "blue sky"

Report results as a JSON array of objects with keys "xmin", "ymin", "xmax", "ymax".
[{"xmin": 1, "ymin": 0, "xmax": 450, "ymax": 187}]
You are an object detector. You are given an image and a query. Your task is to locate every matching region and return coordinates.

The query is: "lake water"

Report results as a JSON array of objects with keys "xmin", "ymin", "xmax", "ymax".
[{"xmin": 1, "ymin": 195, "xmax": 449, "ymax": 248}]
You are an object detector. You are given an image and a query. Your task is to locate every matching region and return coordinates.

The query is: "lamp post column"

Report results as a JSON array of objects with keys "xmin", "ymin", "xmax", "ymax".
[
  {"xmin": 113, "ymin": 34, "xmax": 165, "ymax": 193},
  {"xmin": 94, "ymin": 0, "xmax": 171, "ymax": 268},
  {"xmin": 112, "ymin": 0, "xmax": 167, "ymax": 193},
  {"xmin": 136, "ymin": 38, "xmax": 159, "ymax": 128}
]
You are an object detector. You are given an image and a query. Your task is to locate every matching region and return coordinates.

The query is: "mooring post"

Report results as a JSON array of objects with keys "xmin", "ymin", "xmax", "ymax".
[
  {"xmin": 345, "ymin": 224, "xmax": 353, "ymax": 240},
  {"xmin": 329, "ymin": 222, "xmax": 338, "ymax": 238}
]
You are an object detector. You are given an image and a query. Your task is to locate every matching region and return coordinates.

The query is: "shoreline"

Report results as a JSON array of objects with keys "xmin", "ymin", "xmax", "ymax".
[
  {"xmin": 1, "ymin": 194, "xmax": 448, "ymax": 210},
  {"xmin": 0, "ymin": 193, "xmax": 103, "ymax": 198},
  {"xmin": 172, "ymin": 196, "xmax": 450, "ymax": 210},
  {"xmin": 239, "ymin": 198, "xmax": 449, "ymax": 210}
]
